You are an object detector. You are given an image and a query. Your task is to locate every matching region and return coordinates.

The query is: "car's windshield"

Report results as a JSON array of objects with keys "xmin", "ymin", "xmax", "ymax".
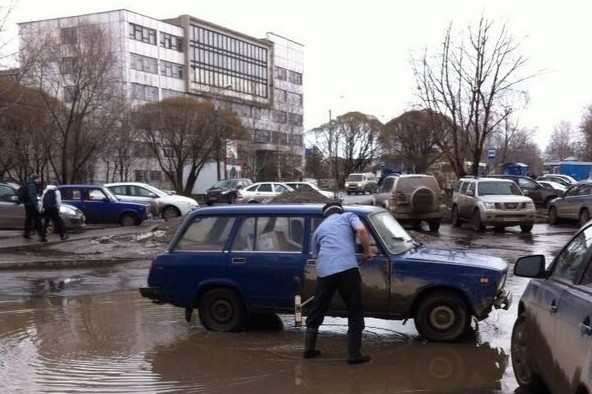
[
  {"xmin": 347, "ymin": 174, "xmax": 363, "ymax": 181},
  {"xmin": 478, "ymin": 181, "xmax": 522, "ymax": 196},
  {"xmin": 212, "ymin": 179, "xmax": 236, "ymax": 188},
  {"xmin": 367, "ymin": 211, "xmax": 415, "ymax": 254}
]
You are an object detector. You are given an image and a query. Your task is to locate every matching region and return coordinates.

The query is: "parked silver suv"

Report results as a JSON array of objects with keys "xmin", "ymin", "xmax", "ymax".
[
  {"xmin": 451, "ymin": 177, "xmax": 536, "ymax": 232},
  {"xmin": 377, "ymin": 174, "xmax": 443, "ymax": 231}
]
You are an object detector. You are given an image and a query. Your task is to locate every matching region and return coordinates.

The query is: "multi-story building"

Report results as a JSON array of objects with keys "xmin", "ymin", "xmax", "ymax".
[{"xmin": 17, "ymin": 9, "xmax": 304, "ymax": 192}]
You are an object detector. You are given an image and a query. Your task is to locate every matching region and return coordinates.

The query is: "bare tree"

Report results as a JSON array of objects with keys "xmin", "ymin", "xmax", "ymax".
[
  {"xmin": 311, "ymin": 111, "xmax": 381, "ymax": 186},
  {"xmin": 19, "ymin": 21, "xmax": 119, "ymax": 183},
  {"xmin": 381, "ymin": 110, "xmax": 442, "ymax": 173},
  {"xmin": 578, "ymin": 107, "xmax": 592, "ymax": 161},
  {"xmin": 412, "ymin": 17, "xmax": 531, "ymax": 178},
  {"xmin": 134, "ymin": 96, "xmax": 246, "ymax": 194},
  {"xmin": 545, "ymin": 120, "xmax": 578, "ymax": 160}
]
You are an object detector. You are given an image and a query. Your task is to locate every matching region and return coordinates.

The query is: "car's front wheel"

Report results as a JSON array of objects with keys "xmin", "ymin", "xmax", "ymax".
[
  {"xmin": 199, "ymin": 288, "xmax": 246, "ymax": 332},
  {"xmin": 162, "ymin": 206, "xmax": 180, "ymax": 221},
  {"xmin": 520, "ymin": 223, "xmax": 533, "ymax": 233},
  {"xmin": 580, "ymin": 208, "xmax": 590, "ymax": 227},
  {"xmin": 414, "ymin": 291, "xmax": 471, "ymax": 342},
  {"xmin": 472, "ymin": 210, "xmax": 484, "ymax": 232},
  {"xmin": 119, "ymin": 213, "xmax": 138, "ymax": 227},
  {"xmin": 427, "ymin": 219, "xmax": 440, "ymax": 232},
  {"xmin": 511, "ymin": 315, "xmax": 546, "ymax": 392},
  {"xmin": 548, "ymin": 206, "xmax": 558, "ymax": 225},
  {"xmin": 451, "ymin": 206, "xmax": 461, "ymax": 227}
]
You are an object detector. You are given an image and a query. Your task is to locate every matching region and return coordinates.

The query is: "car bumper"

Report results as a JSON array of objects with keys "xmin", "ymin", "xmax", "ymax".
[
  {"xmin": 494, "ymin": 288, "xmax": 512, "ymax": 310},
  {"xmin": 480, "ymin": 211, "xmax": 536, "ymax": 226},
  {"xmin": 139, "ymin": 286, "xmax": 164, "ymax": 302}
]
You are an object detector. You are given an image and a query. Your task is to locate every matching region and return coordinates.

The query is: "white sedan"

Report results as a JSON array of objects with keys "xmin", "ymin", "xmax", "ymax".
[{"xmin": 236, "ymin": 182, "xmax": 294, "ymax": 203}]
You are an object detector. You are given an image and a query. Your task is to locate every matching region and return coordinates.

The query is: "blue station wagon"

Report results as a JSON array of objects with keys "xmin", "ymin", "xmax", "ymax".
[
  {"xmin": 140, "ymin": 204, "xmax": 511, "ymax": 342},
  {"xmin": 58, "ymin": 184, "xmax": 150, "ymax": 226}
]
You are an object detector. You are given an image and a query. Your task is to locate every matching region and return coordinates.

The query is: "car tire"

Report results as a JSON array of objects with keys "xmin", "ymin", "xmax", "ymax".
[
  {"xmin": 520, "ymin": 223, "xmax": 533, "ymax": 233},
  {"xmin": 199, "ymin": 288, "xmax": 246, "ymax": 332},
  {"xmin": 427, "ymin": 219, "xmax": 440, "ymax": 232},
  {"xmin": 543, "ymin": 196, "xmax": 554, "ymax": 209},
  {"xmin": 472, "ymin": 210, "xmax": 484, "ymax": 232},
  {"xmin": 119, "ymin": 213, "xmax": 137, "ymax": 227},
  {"xmin": 580, "ymin": 208, "xmax": 590, "ymax": 227},
  {"xmin": 414, "ymin": 291, "xmax": 471, "ymax": 342},
  {"xmin": 511, "ymin": 315, "xmax": 546, "ymax": 392},
  {"xmin": 451, "ymin": 206, "xmax": 461, "ymax": 227},
  {"xmin": 548, "ymin": 206, "xmax": 558, "ymax": 225},
  {"xmin": 162, "ymin": 206, "xmax": 180, "ymax": 221}
]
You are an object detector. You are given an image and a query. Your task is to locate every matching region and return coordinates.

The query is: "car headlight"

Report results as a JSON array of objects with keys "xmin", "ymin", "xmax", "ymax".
[
  {"xmin": 526, "ymin": 201, "xmax": 535, "ymax": 209},
  {"xmin": 482, "ymin": 202, "xmax": 495, "ymax": 209},
  {"xmin": 60, "ymin": 206, "xmax": 77, "ymax": 215}
]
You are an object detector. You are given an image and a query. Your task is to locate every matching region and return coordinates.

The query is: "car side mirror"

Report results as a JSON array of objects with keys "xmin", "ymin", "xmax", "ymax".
[
  {"xmin": 466, "ymin": 190, "xmax": 474, "ymax": 197},
  {"xmin": 236, "ymin": 185, "xmax": 243, "ymax": 190},
  {"xmin": 149, "ymin": 193, "xmax": 157, "ymax": 198},
  {"xmin": 514, "ymin": 255, "xmax": 547, "ymax": 278},
  {"xmin": 10, "ymin": 195, "xmax": 18, "ymax": 203}
]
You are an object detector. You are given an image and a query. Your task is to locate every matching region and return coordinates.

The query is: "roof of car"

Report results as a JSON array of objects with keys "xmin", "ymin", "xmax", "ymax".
[{"xmin": 189, "ymin": 203, "xmax": 383, "ymax": 217}]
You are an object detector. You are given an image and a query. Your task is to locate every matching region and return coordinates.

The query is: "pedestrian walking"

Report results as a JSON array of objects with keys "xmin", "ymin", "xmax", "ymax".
[
  {"xmin": 22, "ymin": 173, "xmax": 46, "ymax": 242},
  {"xmin": 303, "ymin": 202, "xmax": 373, "ymax": 365},
  {"xmin": 41, "ymin": 183, "xmax": 69, "ymax": 241}
]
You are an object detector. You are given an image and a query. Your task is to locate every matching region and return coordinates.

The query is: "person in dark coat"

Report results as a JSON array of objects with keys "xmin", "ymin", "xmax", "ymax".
[
  {"xmin": 23, "ymin": 174, "xmax": 46, "ymax": 242},
  {"xmin": 41, "ymin": 184, "xmax": 68, "ymax": 241}
]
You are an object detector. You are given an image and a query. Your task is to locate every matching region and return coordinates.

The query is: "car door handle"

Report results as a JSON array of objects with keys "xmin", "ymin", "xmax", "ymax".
[
  {"xmin": 550, "ymin": 300, "xmax": 558, "ymax": 313},
  {"xmin": 306, "ymin": 259, "xmax": 316, "ymax": 266},
  {"xmin": 580, "ymin": 317, "xmax": 592, "ymax": 336},
  {"xmin": 232, "ymin": 257, "xmax": 245, "ymax": 264}
]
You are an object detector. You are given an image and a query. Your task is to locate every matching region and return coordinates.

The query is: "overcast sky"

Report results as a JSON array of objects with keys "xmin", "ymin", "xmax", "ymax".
[{"xmin": 5, "ymin": 0, "xmax": 592, "ymax": 150}]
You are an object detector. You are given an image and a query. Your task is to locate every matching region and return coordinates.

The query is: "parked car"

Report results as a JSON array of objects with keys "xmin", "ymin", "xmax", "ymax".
[
  {"xmin": 284, "ymin": 181, "xmax": 342, "ymax": 202},
  {"xmin": 488, "ymin": 174, "xmax": 560, "ymax": 208},
  {"xmin": 58, "ymin": 184, "xmax": 150, "ymax": 226},
  {"xmin": 139, "ymin": 204, "xmax": 511, "ymax": 342},
  {"xmin": 536, "ymin": 173, "xmax": 577, "ymax": 188},
  {"xmin": 344, "ymin": 173, "xmax": 378, "ymax": 195},
  {"xmin": 537, "ymin": 179, "xmax": 567, "ymax": 193},
  {"xmin": 450, "ymin": 177, "xmax": 536, "ymax": 232},
  {"xmin": 205, "ymin": 178, "xmax": 253, "ymax": 206},
  {"xmin": 548, "ymin": 180, "xmax": 592, "ymax": 226},
  {"xmin": 511, "ymin": 219, "xmax": 592, "ymax": 393},
  {"xmin": 0, "ymin": 181, "xmax": 86, "ymax": 232},
  {"xmin": 105, "ymin": 182, "xmax": 198, "ymax": 220},
  {"xmin": 236, "ymin": 182, "xmax": 293, "ymax": 203},
  {"xmin": 375, "ymin": 174, "xmax": 443, "ymax": 231}
]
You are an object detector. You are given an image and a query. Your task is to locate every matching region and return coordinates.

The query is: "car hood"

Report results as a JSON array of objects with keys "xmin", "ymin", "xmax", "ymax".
[
  {"xmin": 206, "ymin": 187, "xmax": 231, "ymax": 194},
  {"xmin": 159, "ymin": 195, "xmax": 198, "ymax": 205},
  {"xmin": 406, "ymin": 246, "xmax": 508, "ymax": 272},
  {"xmin": 479, "ymin": 195, "xmax": 532, "ymax": 203}
]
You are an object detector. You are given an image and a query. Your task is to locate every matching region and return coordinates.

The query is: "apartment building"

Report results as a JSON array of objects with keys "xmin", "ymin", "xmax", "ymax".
[{"xmin": 17, "ymin": 9, "xmax": 304, "ymax": 192}]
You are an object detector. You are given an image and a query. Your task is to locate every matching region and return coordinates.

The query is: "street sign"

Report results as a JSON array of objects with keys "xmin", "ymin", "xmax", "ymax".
[{"xmin": 487, "ymin": 149, "xmax": 496, "ymax": 160}]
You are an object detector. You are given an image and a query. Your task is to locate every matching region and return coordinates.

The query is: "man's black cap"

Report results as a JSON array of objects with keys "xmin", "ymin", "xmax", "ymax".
[{"xmin": 322, "ymin": 202, "xmax": 344, "ymax": 217}]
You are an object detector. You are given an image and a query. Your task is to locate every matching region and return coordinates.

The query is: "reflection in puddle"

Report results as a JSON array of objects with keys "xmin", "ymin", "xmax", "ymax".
[{"xmin": 0, "ymin": 291, "xmax": 510, "ymax": 393}]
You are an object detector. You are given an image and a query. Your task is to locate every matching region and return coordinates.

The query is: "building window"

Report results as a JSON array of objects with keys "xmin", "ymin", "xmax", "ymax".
[
  {"xmin": 61, "ymin": 57, "xmax": 78, "ymax": 75},
  {"xmin": 160, "ymin": 32, "xmax": 183, "ymax": 52},
  {"xmin": 254, "ymin": 129, "xmax": 270, "ymax": 144},
  {"xmin": 131, "ymin": 83, "xmax": 158, "ymax": 102},
  {"xmin": 61, "ymin": 28, "xmax": 77, "ymax": 45},
  {"xmin": 161, "ymin": 89, "xmax": 184, "ymax": 99},
  {"xmin": 288, "ymin": 70, "xmax": 302, "ymax": 85},
  {"xmin": 160, "ymin": 60, "xmax": 184, "ymax": 79},
  {"xmin": 272, "ymin": 110, "xmax": 287, "ymax": 123},
  {"xmin": 288, "ymin": 92, "xmax": 303, "ymax": 106},
  {"xmin": 275, "ymin": 66, "xmax": 287, "ymax": 81},
  {"xmin": 63, "ymin": 86, "xmax": 76, "ymax": 103},
  {"xmin": 190, "ymin": 25, "xmax": 269, "ymax": 99},
  {"xmin": 130, "ymin": 53, "xmax": 158, "ymax": 74},
  {"xmin": 129, "ymin": 23, "xmax": 157, "ymax": 45},
  {"xmin": 274, "ymin": 88, "xmax": 287, "ymax": 102},
  {"xmin": 288, "ymin": 113, "xmax": 303, "ymax": 126}
]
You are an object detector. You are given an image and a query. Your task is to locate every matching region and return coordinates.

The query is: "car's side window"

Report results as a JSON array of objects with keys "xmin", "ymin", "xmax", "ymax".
[
  {"xmin": 552, "ymin": 226, "xmax": 592, "ymax": 282},
  {"xmin": 132, "ymin": 186, "xmax": 152, "ymax": 197},
  {"xmin": 0, "ymin": 185, "xmax": 15, "ymax": 202},
  {"xmin": 174, "ymin": 216, "xmax": 235, "ymax": 251},
  {"xmin": 232, "ymin": 216, "xmax": 304, "ymax": 252},
  {"xmin": 110, "ymin": 186, "xmax": 126, "ymax": 195}
]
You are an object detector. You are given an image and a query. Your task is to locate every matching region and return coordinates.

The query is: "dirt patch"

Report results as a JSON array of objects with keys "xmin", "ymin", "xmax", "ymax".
[{"xmin": 269, "ymin": 188, "xmax": 334, "ymax": 203}]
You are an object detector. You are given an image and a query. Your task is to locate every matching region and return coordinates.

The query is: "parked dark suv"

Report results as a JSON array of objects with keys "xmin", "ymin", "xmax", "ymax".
[
  {"xmin": 511, "ymin": 219, "xmax": 592, "ymax": 393},
  {"xmin": 140, "ymin": 203, "xmax": 511, "ymax": 342},
  {"xmin": 487, "ymin": 174, "xmax": 560, "ymax": 208},
  {"xmin": 205, "ymin": 178, "xmax": 253, "ymax": 206}
]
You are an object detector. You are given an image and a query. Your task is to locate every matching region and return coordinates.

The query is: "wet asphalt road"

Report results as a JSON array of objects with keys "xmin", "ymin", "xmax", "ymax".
[{"xmin": 0, "ymin": 215, "xmax": 579, "ymax": 393}]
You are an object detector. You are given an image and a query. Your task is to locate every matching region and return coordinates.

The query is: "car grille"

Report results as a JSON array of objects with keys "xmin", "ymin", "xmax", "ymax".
[{"xmin": 496, "ymin": 202, "xmax": 528, "ymax": 210}]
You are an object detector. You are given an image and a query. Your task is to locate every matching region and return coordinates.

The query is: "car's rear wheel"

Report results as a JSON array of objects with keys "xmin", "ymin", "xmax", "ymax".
[
  {"xmin": 472, "ymin": 210, "xmax": 484, "ymax": 232},
  {"xmin": 451, "ymin": 206, "xmax": 461, "ymax": 227},
  {"xmin": 414, "ymin": 291, "xmax": 471, "ymax": 342},
  {"xmin": 162, "ymin": 206, "xmax": 180, "ymax": 221},
  {"xmin": 511, "ymin": 315, "xmax": 546, "ymax": 392},
  {"xmin": 427, "ymin": 219, "xmax": 440, "ymax": 232},
  {"xmin": 119, "ymin": 213, "xmax": 137, "ymax": 227},
  {"xmin": 199, "ymin": 288, "xmax": 246, "ymax": 332},
  {"xmin": 580, "ymin": 208, "xmax": 590, "ymax": 226},
  {"xmin": 548, "ymin": 206, "xmax": 558, "ymax": 225}
]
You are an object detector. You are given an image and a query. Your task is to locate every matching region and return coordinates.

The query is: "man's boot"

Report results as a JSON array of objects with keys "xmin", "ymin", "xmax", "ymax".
[
  {"xmin": 347, "ymin": 332, "xmax": 370, "ymax": 365},
  {"xmin": 303, "ymin": 328, "xmax": 321, "ymax": 359}
]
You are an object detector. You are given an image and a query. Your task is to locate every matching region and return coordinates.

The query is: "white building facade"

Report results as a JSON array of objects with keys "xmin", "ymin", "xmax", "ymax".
[{"xmin": 18, "ymin": 9, "xmax": 304, "ymax": 193}]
